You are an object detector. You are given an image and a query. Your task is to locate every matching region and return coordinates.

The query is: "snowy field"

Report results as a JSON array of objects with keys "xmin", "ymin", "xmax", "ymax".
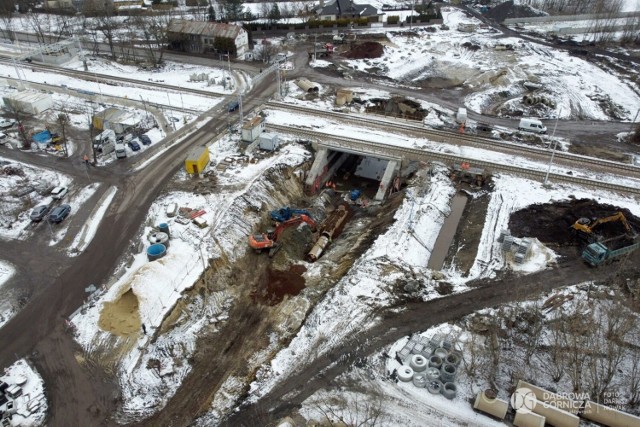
[{"xmin": 0, "ymin": 358, "xmax": 47, "ymax": 427}]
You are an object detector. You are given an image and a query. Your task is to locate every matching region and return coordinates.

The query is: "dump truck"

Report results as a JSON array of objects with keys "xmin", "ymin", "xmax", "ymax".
[{"xmin": 582, "ymin": 240, "xmax": 640, "ymax": 267}]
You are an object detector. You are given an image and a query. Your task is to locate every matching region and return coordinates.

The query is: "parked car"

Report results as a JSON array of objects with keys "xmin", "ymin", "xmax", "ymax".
[
  {"xmin": 115, "ymin": 143, "xmax": 127, "ymax": 159},
  {"xmin": 227, "ymin": 100, "xmax": 239, "ymax": 112},
  {"xmin": 30, "ymin": 205, "xmax": 50, "ymax": 222},
  {"xmin": 518, "ymin": 118, "xmax": 547, "ymax": 134},
  {"xmin": 48, "ymin": 204, "xmax": 71, "ymax": 223},
  {"xmin": 0, "ymin": 118, "xmax": 16, "ymax": 128},
  {"xmin": 128, "ymin": 139, "xmax": 141, "ymax": 151},
  {"xmin": 139, "ymin": 135, "xmax": 152, "ymax": 146},
  {"xmin": 0, "ymin": 132, "xmax": 6, "ymax": 141},
  {"xmin": 123, "ymin": 133, "xmax": 134, "ymax": 143},
  {"xmin": 51, "ymin": 186, "xmax": 68, "ymax": 200}
]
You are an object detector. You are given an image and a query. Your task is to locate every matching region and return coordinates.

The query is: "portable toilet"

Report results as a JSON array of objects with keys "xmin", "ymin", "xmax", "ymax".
[
  {"xmin": 185, "ymin": 146, "xmax": 210, "ymax": 175},
  {"xmin": 259, "ymin": 133, "xmax": 279, "ymax": 151}
]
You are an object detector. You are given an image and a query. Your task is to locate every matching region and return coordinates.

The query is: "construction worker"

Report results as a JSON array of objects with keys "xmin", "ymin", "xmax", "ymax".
[{"xmin": 83, "ymin": 154, "xmax": 89, "ymax": 165}]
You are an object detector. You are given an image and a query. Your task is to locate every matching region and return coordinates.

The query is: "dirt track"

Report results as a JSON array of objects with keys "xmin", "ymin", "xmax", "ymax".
[{"xmin": 225, "ymin": 256, "xmax": 639, "ymax": 425}]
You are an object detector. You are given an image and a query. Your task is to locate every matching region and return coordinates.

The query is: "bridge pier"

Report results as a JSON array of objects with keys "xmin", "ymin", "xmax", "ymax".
[
  {"xmin": 374, "ymin": 160, "xmax": 399, "ymax": 201},
  {"xmin": 305, "ymin": 149, "xmax": 350, "ymax": 193}
]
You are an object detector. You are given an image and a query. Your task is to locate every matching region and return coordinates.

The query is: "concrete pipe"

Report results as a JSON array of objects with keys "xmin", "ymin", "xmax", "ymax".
[
  {"xmin": 397, "ymin": 366, "xmax": 414, "ymax": 382},
  {"xmin": 434, "ymin": 348, "xmax": 448, "ymax": 359},
  {"xmin": 427, "ymin": 379, "xmax": 443, "ymax": 394},
  {"xmin": 425, "ymin": 367, "xmax": 440, "ymax": 381},
  {"xmin": 440, "ymin": 363, "xmax": 457, "ymax": 382},
  {"xmin": 441, "ymin": 382, "xmax": 457, "ymax": 400},
  {"xmin": 307, "ymin": 235, "xmax": 330, "ymax": 262},
  {"xmin": 445, "ymin": 353, "xmax": 461, "ymax": 367},
  {"xmin": 412, "ymin": 373, "xmax": 427, "ymax": 388},
  {"xmin": 428, "ymin": 355, "xmax": 443, "ymax": 369},
  {"xmin": 410, "ymin": 355, "xmax": 428, "ymax": 372},
  {"xmin": 525, "ymin": 96, "xmax": 535, "ymax": 106}
]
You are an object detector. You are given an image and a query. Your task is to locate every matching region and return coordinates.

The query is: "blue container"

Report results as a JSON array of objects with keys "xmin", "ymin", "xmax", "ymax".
[
  {"xmin": 147, "ymin": 243, "xmax": 167, "ymax": 261},
  {"xmin": 158, "ymin": 223, "xmax": 170, "ymax": 237}
]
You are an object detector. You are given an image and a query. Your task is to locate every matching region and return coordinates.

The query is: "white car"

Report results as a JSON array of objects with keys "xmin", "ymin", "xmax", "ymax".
[
  {"xmin": 51, "ymin": 186, "xmax": 69, "ymax": 200},
  {"xmin": 0, "ymin": 132, "xmax": 6, "ymax": 141},
  {"xmin": 0, "ymin": 118, "xmax": 16, "ymax": 128}
]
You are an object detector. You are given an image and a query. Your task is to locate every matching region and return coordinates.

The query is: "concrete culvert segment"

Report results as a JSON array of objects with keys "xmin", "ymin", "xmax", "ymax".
[
  {"xmin": 398, "ymin": 366, "xmax": 414, "ymax": 382},
  {"xmin": 440, "ymin": 363, "xmax": 457, "ymax": 382},
  {"xmin": 427, "ymin": 379, "xmax": 443, "ymax": 394},
  {"xmin": 98, "ymin": 288, "xmax": 142, "ymax": 336},
  {"xmin": 410, "ymin": 355, "xmax": 427, "ymax": 372},
  {"xmin": 425, "ymin": 367, "xmax": 440, "ymax": 380},
  {"xmin": 412, "ymin": 373, "xmax": 427, "ymax": 388},
  {"xmin": 434, "ymin": 347, "xmax": 448, "ymax": 359},
  {"xmin": 429, "ymin": 355, "xmax": 443, "ymax": 369},
  {"xmin": 442, "ymin": 382, "xmax": 457, "ymax": 400},
  {"xmin": 445, "ymin": 353, "xmax": 461, "ymax": 366}
]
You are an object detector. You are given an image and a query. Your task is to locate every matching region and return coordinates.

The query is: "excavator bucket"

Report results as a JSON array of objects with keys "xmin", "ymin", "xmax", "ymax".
[{"xmin": 268, "ymin": 243, "xmax": 282, "ymax": 258}]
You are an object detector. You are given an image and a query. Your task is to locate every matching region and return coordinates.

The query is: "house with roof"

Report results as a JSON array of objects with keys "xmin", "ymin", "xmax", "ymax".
[
  {"xmin": 316, "ymin": 0, "xmax": 379, "ymax": 21},
  {"xmin": 167, "ymin": 20, "xmax": 249, "ymax": 59}
]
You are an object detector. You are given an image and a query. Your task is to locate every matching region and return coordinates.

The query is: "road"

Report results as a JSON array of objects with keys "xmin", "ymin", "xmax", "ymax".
[
  {"xmin": 0, "ymin": 15, "xmax": 638, "ymax": 426},
  {"xmin": 0, "ymin": 66, "xmax": 277, "ymax": 426}
]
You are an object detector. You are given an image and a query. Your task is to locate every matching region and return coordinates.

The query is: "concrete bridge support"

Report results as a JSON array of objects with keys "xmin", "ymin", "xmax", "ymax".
[
  {"xmin": 305, "ymin": 149, "xmax": 349, "ymax": 193},
  {"xmin": 374, "ymin": 160, "xmax": 399, "ymax": 201}
]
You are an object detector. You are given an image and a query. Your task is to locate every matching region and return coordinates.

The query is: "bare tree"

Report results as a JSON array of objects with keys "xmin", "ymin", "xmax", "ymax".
[
  {"xmin": 56, "ymin": 112, "xmax": 69, "ymax": 157},
  {"xmin": 4, "ymin": 99, "xmax": 31, "ymax": 150},
  {"xmin": 537, "ymin": 321, "xmax": 566, "ymax": 383},
  {"xmin": 26, "ymin": 11, "xmax": 49, "ymax": 44},
  {"xmin": 0, "ymin": 2, "xmax": 16, "ymax": 42},
  {"xmin": 88, "ymin": 2, "xmax": 120, "ymax": 60},
  {"xmin": 131, "ymin": 14, "xmax": 169, "ymax": 66},
  {"xmin": 628, "ymin": 350, "xmax": 640, "ymax": 408}
]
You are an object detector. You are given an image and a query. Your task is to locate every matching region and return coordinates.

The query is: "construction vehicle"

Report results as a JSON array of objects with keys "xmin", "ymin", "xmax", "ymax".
[
  {"xmin": 582, "ymin": 240, "xmax": 640, "ymax": 267},
  {"xmin": 571, "ymin": 212, "xmax": 634, "ymax": 242},
  {"xmin": 270, "ymin": 207, "xmax": 312, "ymax": 223},
  {"xmin": 249, "ymin": 214, "xmax": 317, "ymax": 257}
]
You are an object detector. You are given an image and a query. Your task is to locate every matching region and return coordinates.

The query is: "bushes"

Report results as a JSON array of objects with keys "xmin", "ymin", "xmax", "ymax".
[
  {"xmin": 242, "ymin": 17, "xmax": 372, "ymax": 32},
  {"xmin": 387, "ymin": 15, "xmax": 400, "ymax": 25}
]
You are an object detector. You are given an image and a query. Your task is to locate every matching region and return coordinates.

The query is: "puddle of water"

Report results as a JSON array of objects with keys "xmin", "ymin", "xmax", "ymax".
[
  {"xmin": 428, "ymin": 193, "xmax": 469, "ymax": 271},
  {"xmin": 252, "ymin": 266, "xmax": 306, "ymax": 306}
]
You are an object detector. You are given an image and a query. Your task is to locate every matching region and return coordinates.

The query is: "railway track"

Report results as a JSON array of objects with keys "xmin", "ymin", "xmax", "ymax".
[
  {"xmin": 265, "ymin": 102, "xmax": 640, "ymax": 178},
  {"xmin": 266, "ymin": 123, "xmax": 640, "ymax": 196},
  {"xmin": 0, "ymin": 57, "xmax": 224, "ymax": 99}
]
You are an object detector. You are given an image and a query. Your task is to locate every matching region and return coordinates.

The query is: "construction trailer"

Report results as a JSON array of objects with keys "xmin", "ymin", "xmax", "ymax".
[
  {"xmin": 185, "ymin": 146, "xmax": 210, "ymax": 175},
  {"xmin": 3, "ymin": 91, "xmax": 53, "ymax": 114},
  {"xmin": 259, "ymin": 133, "xmax": 279, "ymax": 151},
  {"xmin": 241, "ymin": 116, "xmax": 265, "ymax": 143},
  {"xmin": 92, "ymin": 107, "xmax": 140, "ymax": 133}
]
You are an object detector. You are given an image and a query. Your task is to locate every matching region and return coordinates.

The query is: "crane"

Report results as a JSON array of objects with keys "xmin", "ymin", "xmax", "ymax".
[
  {"xmin": 249, "ymin": 214, "xmax": 317, "ymax": 257},
  {"xmin": 571, "ymin": 212, "xmax": 634, "ymax": 242}
]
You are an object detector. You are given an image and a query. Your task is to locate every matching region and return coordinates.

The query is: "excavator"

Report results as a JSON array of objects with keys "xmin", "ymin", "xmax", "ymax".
[
  {"xmin": 571, "ymin": 212, "xmax": 634, "ymax": 242},
  {"xmin": 249, "ymin": 214, "xmax": 317, "ymax": 257},
  {"xmin": 270, "ymin": 207, "xmax": 312, "ymax": 223}
]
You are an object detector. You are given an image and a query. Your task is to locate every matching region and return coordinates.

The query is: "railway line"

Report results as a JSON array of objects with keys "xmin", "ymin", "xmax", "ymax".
[
  {"xmin": 264, "ymin": 102, "xmax": 640, "ymax": 178},
  {"xmin": 266, "ymin": 123, "xmax": 640, "ymax": 196}
]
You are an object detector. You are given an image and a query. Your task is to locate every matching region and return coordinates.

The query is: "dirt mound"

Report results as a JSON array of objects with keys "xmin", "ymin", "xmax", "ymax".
[
  {"xmin": 344, "ymin": 42, "xmax": 384, "ymax": 59},
  {"xmin": 252, "ymin": 267, "xmax": 305, "ymax": 306},
  {"xmin": 508, "ymin": 199, "xmax": 640, "ymax": 247},
  {"xmin": 485, "ymin": 1, "xmax": 547, "ymax": 23},
  {"xmin": 98, "ymin": 288, "xmax": 142, "ymax": 336}
]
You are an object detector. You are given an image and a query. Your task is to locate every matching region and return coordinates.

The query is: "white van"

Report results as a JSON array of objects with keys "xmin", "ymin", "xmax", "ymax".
[{"xmin": 519, "ymin": 118, "xmax": 547, "ymax": 134}]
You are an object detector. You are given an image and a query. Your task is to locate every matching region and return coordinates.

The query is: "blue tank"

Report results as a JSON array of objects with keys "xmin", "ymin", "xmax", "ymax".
[{"xmin": 147, "ymin": 243, "xmax": 167, "ymax": 261}]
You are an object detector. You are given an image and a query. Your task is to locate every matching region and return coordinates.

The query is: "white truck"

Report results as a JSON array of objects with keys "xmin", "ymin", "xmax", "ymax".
[
  {"xmin": 456, "ymin": 108, "xmax": 467, "ymax": 124},
  {"xmin": 94, "ymin": 129, "xmax": 116, "ymax": 154}
]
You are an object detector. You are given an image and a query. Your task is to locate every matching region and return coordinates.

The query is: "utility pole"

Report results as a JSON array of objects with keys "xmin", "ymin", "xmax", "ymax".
[
  {"xmin": 543, "ymin": 109, "xmax": 562, "ymax": 186},
  {"xmin": 410, "ymin": 0, "xmax": 415, "ymax": 29},
  {"xmin": 276, "ymin": 68, "xmax": 281, "ymax": 100},
  {"xmin": 238, "ymin": 94, "xmax": 243, "ymax": 129},
  {"xmin": 631, "ymin": 107, "xmax": 640, "ymax": 133},
  {"xmin": 166, "ymin": 92, "xmax": 176, "ymax": 131},
  {"xmin": 313, "ymin": 33, "xmax": 317, "ymax": 63}
]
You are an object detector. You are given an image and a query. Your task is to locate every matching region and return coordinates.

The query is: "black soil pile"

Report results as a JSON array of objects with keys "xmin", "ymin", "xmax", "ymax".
[
  {"xmin": 509, "ymin": 199, "xmax": 640, "ymax": 250},
  {"xmin": 253, "ymin": 266, "xmax": 305, "ymax": 306},
  {"xmin": 344, "ymin": 42, "xmax": 384, "ymax": 59},
  {"xmin": 485, "ymin": 1, "xmax": 547, "ymax": 23}
]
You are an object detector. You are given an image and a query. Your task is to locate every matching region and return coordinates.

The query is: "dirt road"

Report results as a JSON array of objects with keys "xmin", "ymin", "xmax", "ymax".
[{"xmin": 226, "ymin": 258, "xmax": 638, "ymax": 425}]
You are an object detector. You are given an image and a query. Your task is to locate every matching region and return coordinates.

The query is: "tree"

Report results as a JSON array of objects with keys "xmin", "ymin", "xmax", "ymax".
[
  {"xmin": 0, "ymin": 1, "xmax": 16, "ymax": 42},
  {"xmin": 221, "ymin": 0, "xmax": 243, "ymax": 21},
  {"xmin": 84, "ymin": 0, "xmax": 119, "ymax": 60},
  {"xmin": 208, "ymin": 2, "xmax": 216, "ymax": 21},
  {"xmin": 56, "ymin": 113, "xmax": 70, "ymax": 157},
  {"xmin": 4, "ymin": 99, "xmax": 30, "ymax": 150},
  {"xmin": 214, "ymin": 36, "xmax": 236, "ymax": 55},
  {"xmin": 268, "ymin": 3, "xmax": 281, "ymax": 24}
]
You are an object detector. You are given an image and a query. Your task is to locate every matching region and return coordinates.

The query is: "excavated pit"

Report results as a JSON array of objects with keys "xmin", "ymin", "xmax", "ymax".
[
  {"xmin": 252, "ymin": 266, "xmax": 307, "ymax": 306},
  {"xmin": 508, "ymin": 199, "xmax": 640, "ymax": 256}
]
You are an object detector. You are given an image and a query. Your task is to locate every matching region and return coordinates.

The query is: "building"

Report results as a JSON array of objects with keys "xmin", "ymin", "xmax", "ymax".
[
  {"xmin": 167, "ymin": 20, "xmax": 249, "ymax": 59},
  {"xmin": 259, "ymin": 133, "xmax": 279, "ymax": 151},
  {"xmin": 185, "ymin": 146, "xmax": 210, "ymax": 175},
  {"xmin": 3, "ymin": 92, "xmax": 53, "ymax": 115},
  {"xmin": 92, "ymin": 108, "xmax": 140, "ymax": 134},
  {"xmin": 316, "ymin": 0, "xmax": 379, "ymax": 21},
  {"xmin": 241, "ymin": 116, "xmax": 265, "ymax": 143}
]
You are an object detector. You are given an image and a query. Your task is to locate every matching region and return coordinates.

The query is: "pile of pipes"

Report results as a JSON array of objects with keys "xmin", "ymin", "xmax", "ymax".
[
  {"xmin": 395, "ymin": 334, "xmax": 461, "ymax": 400},
  {"xmin": 522, "ymin": 94, "xmax": 557, "ymax": 108},
  {"xmin": 498, "ymin": 229, "xmax": 532, "ymax": 264}
]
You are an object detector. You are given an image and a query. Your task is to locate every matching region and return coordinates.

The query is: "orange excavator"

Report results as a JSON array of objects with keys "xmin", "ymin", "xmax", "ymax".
[
  {"xmin": 249, "ymin": 214, "xmax": 317, "ymax": 257},
  {"xmin": 571, "ymin": 212, "xmax": 634, "ymax": 242}
]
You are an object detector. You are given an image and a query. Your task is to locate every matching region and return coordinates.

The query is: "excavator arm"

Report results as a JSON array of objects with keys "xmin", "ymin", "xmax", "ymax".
[{"xmin": 572, "ymin": 212, "xmax": 634, "ymax": 240}]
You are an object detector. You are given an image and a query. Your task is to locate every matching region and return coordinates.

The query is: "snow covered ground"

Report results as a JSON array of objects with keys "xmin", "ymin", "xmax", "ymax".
[
  {"xmin": 0, "ymin": 358, "xmax": 48, "ymax": 427},
  {"xmin": 71, "ymin": 136, "xmax": 311, "ymax": 421},
  {"xmin": 68, "ymin": 186, "xmax": 117, "ymax": 256}
]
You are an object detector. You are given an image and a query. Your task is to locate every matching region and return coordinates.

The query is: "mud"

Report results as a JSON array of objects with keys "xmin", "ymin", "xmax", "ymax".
[
  {"xmin": 509, "ymin": 199, "xmax": 640, "ymax": 255},
  {"xmin": 428, "ymin": 193, "xmax": 468, "ymax": 271},
  {"xmin": 344, "ymin": 41, "xmax": 384, "ymax": 59},
  {"xmin": 253, "ymin": 266, "xmax": 306, "ymax": 306},
  {"xmin": 447, "ymin": 191, "xmax": 491, "ymax": 274},
  {"xmin": 98, "ymin": 289, "xmax": 141, "ymax": 336}
]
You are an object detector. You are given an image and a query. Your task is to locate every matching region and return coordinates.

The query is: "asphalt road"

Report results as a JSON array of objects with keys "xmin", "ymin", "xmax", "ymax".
[{"xmin": 0, "ymin": 69, "xmax": 277, "ymax": 426}]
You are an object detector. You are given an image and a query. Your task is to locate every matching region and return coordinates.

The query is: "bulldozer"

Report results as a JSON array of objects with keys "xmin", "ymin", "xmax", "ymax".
[
  {"xmin": 571, "ymin": 212, "xmax": 634, "ymax": 243},
  {"xmin": 248, "ymin": 214, "xmax": 317, "ymax": 257}
]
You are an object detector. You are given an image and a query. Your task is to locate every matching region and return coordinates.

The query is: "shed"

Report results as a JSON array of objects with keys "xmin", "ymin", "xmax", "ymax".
[
  {"xmin": 241, "ymin": 116, "xmax": 265, "ymax": 143},
  {"xmin": 92, "ymin": 107, "xmax": 140, "ymax": 133},
  {"xmin": 185, "ymin": 146, "xmax": 210, "ymax": 174},
  {"xmin": 259, "ymin": 133, "xmax": 279, "ymax": 151},
  {"xmin": 3, "ymin": 91, "xmax": 53, "ymax": 114}
]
